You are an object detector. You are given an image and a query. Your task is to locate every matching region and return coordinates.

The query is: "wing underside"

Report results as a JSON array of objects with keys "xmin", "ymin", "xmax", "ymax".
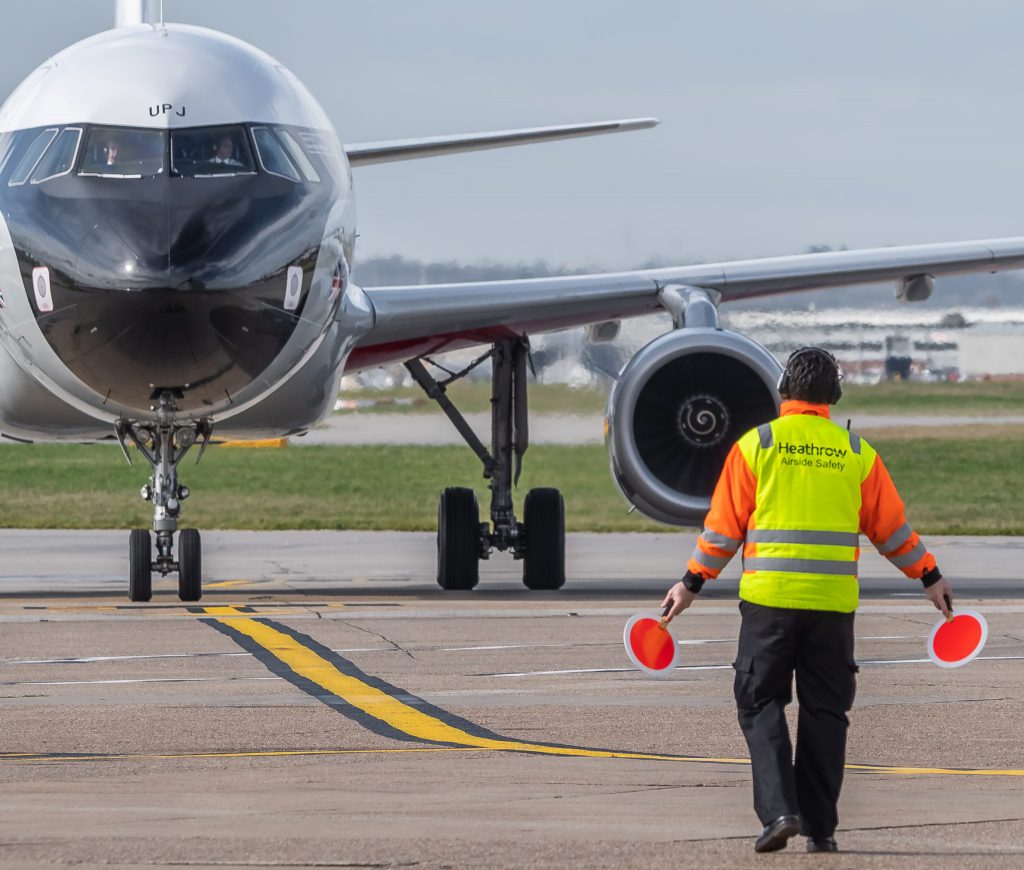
[{"xmin": 351, "ymin": 236, "xmax": 1024, "ymax": 369}]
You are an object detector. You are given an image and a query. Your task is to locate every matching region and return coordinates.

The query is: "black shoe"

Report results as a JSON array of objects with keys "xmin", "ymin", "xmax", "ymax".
[
  {"xmin": 806, "ymin": 837, "xmax": 838, "ymax": 853},
  {"xmin": 754, "ymin": 815, "xmax": 800, "ymax": 853}
]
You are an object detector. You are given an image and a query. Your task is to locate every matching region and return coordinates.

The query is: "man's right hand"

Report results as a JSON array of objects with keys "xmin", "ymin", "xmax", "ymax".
[
  {"xmin": 661, "ymin": 581, "xmax": 698, "ymax": 623},
  {"xmin": 925, "ymin": 576, "xmax": 954, "ymax": 619}
]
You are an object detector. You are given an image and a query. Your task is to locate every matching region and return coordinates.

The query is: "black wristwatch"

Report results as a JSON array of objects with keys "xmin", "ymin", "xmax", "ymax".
[{"xmin": 921, "ymin": 566, "xmax": 943, "ymax": 588}]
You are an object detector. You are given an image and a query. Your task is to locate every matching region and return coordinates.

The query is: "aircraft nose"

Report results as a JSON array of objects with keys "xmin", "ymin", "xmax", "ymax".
[
  {"xmin": 74, "ymin": 205, "xmax": 172, "ymax": 287},
  {"xmin": 4, "ymin": 169, "xmax": 335, "ymax": 415},
  {"xmin": 32, "ymin": 191, "xmax": 319, "ymax": 414}
]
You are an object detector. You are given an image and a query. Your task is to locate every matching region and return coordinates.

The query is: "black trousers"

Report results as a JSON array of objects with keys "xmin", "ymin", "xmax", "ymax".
[{"xmin": 733, "ymin": 600, "xmax": 857, "ymax": 838}]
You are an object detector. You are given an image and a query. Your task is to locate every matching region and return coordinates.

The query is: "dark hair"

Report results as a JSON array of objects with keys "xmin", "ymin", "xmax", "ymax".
[{"xmin": 781, "ymin": 348, "xmax": 841, "ymax": 404}]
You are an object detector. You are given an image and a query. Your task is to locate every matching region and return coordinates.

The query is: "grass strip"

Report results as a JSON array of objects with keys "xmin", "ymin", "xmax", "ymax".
[{"xmin": 0, "ymin": 436, "xmax": 1020, "ymax": 534}]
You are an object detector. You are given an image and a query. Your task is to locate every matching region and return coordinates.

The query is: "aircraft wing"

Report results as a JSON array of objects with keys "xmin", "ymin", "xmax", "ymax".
[
  {"xmin": 352, "ymin": 236, "xmax": 1024, "ymax": 368},
  {"xmin": 345, "ymin": 118, "xmax": 658, "ymax": 166}
]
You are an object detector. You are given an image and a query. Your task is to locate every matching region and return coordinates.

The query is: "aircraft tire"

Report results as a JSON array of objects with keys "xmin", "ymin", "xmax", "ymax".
[
  {"xmin": 522, "ymin": 488, "xmax": 566, "ymax": 590},
  {"xmin": 129, "ymin": 529, "xmax": 153, "ymax": 602},
  {"xmin": 437, "ymin": 487, "xmax": 480, "ymax": 590},
  {"xmin": 178, "ymin": 528, "xmax": 202, "ymax": 602}
]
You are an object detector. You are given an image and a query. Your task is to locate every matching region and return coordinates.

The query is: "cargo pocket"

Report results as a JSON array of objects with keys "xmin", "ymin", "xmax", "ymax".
[
  {"xmin": 732, "ymin": 654, "xmax": 757, "ymax": 710},
  {"xmin": 845, "ymin": 658, "xmax": 860, "ymax": 711}
]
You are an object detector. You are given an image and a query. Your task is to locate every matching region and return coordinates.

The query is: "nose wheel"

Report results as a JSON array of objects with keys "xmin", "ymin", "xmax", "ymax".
[
  {"xmin": 177, "ymin": 528, "xmax": 202, "ymax": 602},
  {"xmin": 128, "ymin": 528, "xmax": 153, "ymax": 602},
  {"xmin": 126, "ymin": 528, "xmax": 202, "ymax": 602},
  {"xmin": 127, "ymin": 528, "xmax": 202, "ymax": 602}
]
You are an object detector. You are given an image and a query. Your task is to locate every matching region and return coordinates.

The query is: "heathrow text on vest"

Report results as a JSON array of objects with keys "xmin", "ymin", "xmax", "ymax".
[{"xmin": 776, "ymin": 441, "xmax": 847, "ymax": 472}]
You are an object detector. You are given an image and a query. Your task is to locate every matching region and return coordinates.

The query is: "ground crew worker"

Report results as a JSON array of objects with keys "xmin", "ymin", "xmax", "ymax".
[{"xmin": 661, "ymin": 347, "xmax": 954, "ymax": 855}]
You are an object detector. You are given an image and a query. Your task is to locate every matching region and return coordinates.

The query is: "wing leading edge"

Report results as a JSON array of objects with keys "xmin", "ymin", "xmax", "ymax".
[
  {"xmin": 352, "ymin": 236, "xmax": 1024, "ymax": 368},
  {"xmin": 345, "ymin": 118, "xmax": 658, "ymax": 166}
]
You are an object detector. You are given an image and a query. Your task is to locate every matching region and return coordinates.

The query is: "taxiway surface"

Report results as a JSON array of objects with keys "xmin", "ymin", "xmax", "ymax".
[
  {"xmin": 1, "ymin": 531, "xmax": 1023, "ymax": 869},
  {"xmin": 300, "ymin": 412, "xmax": 1024, "ymax": 445}
]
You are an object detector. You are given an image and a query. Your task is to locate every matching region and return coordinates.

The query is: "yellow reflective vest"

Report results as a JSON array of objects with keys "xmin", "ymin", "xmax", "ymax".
[{"xmin": 732, "ymin": 412, "xmax": 877, "ymax": 613}]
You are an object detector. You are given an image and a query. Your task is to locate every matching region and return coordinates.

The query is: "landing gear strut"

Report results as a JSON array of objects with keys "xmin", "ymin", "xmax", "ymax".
[
  {"xmin": 406, "ymin": 338, "xmax": 566, "ymax": 591},
  {"xmin": 115, "ymin": 394, "xmax": 212, "ymax": 602}
]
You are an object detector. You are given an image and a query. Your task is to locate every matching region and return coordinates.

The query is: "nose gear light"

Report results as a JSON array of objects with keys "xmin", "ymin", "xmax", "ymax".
[
  {"xmin": 284, "ymin": 265, "xmax": 302, "ymax": 311},
  {"xmin": 31, "ymin": 266, "xmax": 53, "ymax": 313}
]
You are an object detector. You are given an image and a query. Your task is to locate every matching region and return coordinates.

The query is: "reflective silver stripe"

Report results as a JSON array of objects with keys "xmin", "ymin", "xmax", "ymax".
[
  {"xmin": 888, "ymin": 541, "xmax": 928, "ymax": 569},
  {"xmin": 745, "ymin": 558, "xmax": 858, "ymax": 576},
  {"xmin": 849, "ymin": 431, "xmax": 861, "ymax": 454},
  {"xmin": 878, "ymin": 522, "xmax": 913, "ymax": 555},
  {"xmin": 758, "ymin": 423, "xmax": 773, "ymax": 449},
  {"xmin": 747, "ymin": 529, "xmax": 859, "ymax": 547},
  {"xmin": 691, "ymin": 547, "xmax": 732, "ymax": 571},
  {"xmin": 700, "ymin": 528, "xmax": 742, "ymax": 552}
]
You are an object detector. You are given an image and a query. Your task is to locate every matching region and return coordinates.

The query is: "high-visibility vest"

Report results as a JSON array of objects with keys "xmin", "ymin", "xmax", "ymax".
[{"xmin": 734, "ymin": 413, "xmax": 877, "ymax": 613}]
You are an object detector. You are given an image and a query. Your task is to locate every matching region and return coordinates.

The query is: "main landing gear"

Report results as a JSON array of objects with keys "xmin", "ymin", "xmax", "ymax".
[
  {"xmin": 406, "ymin": 338, "xmax": 566, "ymax": 591},
  {"xmin": 115, "ymin": 394, "xmax": 213, "ymax": 603}
]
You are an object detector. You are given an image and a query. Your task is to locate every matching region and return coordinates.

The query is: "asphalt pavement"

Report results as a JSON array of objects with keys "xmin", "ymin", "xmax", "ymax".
[{"xmin": 0, "ymin": 531, "xmax": 1022, "ymax": 868}]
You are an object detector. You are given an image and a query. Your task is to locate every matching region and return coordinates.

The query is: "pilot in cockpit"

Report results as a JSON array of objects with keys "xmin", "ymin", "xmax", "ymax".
[
  {"xmin": 211, "ymin": 135, "xmax": 243, "ymax": 167},
  {"xmin": 103, "ymin": 139, "xmax": 121, "ymax": 167}
]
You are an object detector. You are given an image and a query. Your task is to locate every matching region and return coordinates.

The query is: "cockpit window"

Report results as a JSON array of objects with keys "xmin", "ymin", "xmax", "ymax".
[
  {"xmin": 275, "ymin": 129, "xmax": 321, "ymax": 182},
  {"xmin": 251, "ymin": 126, "xmax": 302, "ymax": 181},
  {"xmin": 171, "ymin": 125, "xmax": 256, "ymax": 177},
  {"xmin": 0, "ymin": 136, "xmax": 17, "ymax": 178},
  {"xmin": 79, "ymin": 127, "xmax": 164, "ymax": 178},
  {"xmin": 8, "ymin": 128, "xmax": 58, "ymax": 186},
  {"xmin": 31, "ymin": 127, "xmax": 82, "ymax": 183}
]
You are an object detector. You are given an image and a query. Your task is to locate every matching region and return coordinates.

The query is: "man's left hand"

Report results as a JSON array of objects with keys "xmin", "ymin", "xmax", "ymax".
[{"xmin": 661, "ymin": 581, "xmax": 698, "ymax": 623}]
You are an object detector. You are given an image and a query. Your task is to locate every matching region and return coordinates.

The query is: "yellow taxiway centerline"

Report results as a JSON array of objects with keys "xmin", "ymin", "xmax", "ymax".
[
  {"xmin": 200, "ymin": 605, "xmax": 256, "ymax": 617},
  {"xmin": 204, "ymin": 608, "xmax": 1024, "ymax": 777}
]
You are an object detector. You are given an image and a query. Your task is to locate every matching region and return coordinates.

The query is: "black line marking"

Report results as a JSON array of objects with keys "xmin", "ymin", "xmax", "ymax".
[
  {"xmin": 259, "ymin": 617, "xmax": 514, "ymax": 744},
  {"xmin": 208, "ymin": 616, "xmax": 690, "ymax": 758},
  {"xmin": 203, "ymin": 619, "xmax": 425, "ymax": 745},
  {"xmin": 202, "ymin": 617, "xmax": 1024, "ymax": 774}
]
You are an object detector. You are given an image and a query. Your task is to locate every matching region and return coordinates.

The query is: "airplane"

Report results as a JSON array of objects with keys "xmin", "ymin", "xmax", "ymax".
[{"xmin": 1, "ymin": 0, "xmax": 1022, "ymax": 603}]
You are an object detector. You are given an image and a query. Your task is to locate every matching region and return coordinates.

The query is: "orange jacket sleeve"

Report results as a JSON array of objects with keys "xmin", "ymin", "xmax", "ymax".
[
  {"xmin": 859, "ymin": 453, "xmax": 936, "ymax": 579},
  {"xmin": 687, "ymin": 442, "xmax": 757, "ymax": 579}
]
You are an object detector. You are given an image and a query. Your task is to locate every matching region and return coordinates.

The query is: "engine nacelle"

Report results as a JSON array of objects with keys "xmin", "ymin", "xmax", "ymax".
[
  {"xmin": 607, "ymin": 329, "xmax": 783, "ymax": 525},
  {"xmin": 896, "ymin": 273, "xmax": 935, "ymax": 303}
]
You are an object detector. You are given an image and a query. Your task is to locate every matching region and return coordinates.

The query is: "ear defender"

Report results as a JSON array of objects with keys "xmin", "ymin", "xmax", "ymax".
[
  {"xmin": 778, "ymin": 347, "xmax": 843, "ymax": 404},
  {"xmin": 777, "ymin": 366, "xmax": 790, "ymax": 396}
]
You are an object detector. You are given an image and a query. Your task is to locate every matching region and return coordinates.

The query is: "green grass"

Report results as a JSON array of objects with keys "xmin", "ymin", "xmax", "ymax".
[
  {"xmin": 839, "ymin": 380, "xmax": 1024, "ymax": 416},
  {"xmin": 337, "ymin": 379, "xmax": 1024, "ymax": 417},
  {"xmin": 338, "ymin": 381, "xmax": 607, "ymax": 415},
  {"xmin": 0, "ymin": 437, "xmax": 1020, "ymax": 534}
]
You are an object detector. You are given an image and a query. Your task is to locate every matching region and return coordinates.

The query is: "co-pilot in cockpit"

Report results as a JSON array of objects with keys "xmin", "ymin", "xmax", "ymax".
[{"xmin": 79, "ymin": 127, "xmax": 164, "ymax": 177}]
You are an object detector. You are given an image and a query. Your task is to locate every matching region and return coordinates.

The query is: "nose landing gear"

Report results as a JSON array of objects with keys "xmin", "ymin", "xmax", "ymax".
[{"xmin": 115, "ymin": 396, "xmax": 212, "ymax": 602}]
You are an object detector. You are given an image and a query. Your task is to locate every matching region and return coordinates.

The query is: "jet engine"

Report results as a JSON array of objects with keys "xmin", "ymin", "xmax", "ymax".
[{"xmin": 607, "ymin": 329, "xmax": 783, "ymax": 525}]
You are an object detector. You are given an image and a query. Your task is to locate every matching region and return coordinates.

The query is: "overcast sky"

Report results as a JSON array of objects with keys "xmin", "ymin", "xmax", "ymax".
[{"xmin": 2, "ymin": 1, "xmax": 1024, "ymax": 269}]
